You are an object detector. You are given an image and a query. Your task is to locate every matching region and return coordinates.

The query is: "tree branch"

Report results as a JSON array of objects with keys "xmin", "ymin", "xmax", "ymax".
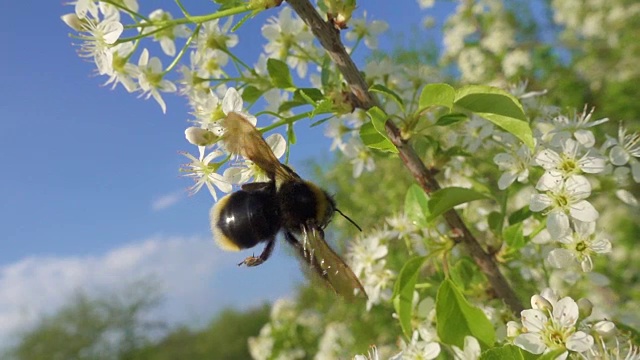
[{"xmin": 287, "ymin": 0, "xmax": 524, "ymax": 314}]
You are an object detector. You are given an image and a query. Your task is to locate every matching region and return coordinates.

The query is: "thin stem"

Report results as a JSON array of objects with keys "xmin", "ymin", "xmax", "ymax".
[
  {"xmin": 117, "ymin": 24, "xmax": 174, "ymax": 44},
  {"xmin": 100, "ymin": 0, "xmax": 149, "ymax": 21},
  {"xmin": 287, "ymin": 0, "xmax": 525, "ymax": 314},
  {"xmin": 259, "ymin": 111, "xmax": 313, "ymax": 133},
  {"xmin": 164, "ymin": 24, "xmax": 201, "ymax": 74},
  {"xmin": 175, "ymin": 0, "xmax": 191, "ymax": 17}
]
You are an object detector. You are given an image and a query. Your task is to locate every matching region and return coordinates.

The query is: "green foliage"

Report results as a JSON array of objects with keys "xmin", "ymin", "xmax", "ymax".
[
  {"xmin": 419, "ymin": 83, "xmax": 455, "ymax": 112},
  {"xmin": 128, "ymin": 305, "xmax": 270, "ymax": 360},
  {"xmin": 393, "ymin": 256, "xmax": 428, "ymax": 338},
  {"xmin": 360, "ymin": 106, "xmax": 398, "ymax": 153},
  {"xmin": 479, "ymin": 344, "xmax": 525, "ymax": 360},
  {"xmin": 267, "ymin": 58, "xmax": 294, "ymax": 90},
  {"xmin": 435, "ymin": 279, "xmax": 495, "ymax": 349},
  {"xmin": 8, "ymin": 280, "xmax": 161, "ymax": 360},
  {"xmin": 404, "ymin": 183, "xmax": 431, "ymax": 228},
  {"xmin": 454, "ymin": 85, "xmax": 534, "ymax": 149},
  {"xmin": 427, "ymin": 187, "xmax": 489, "ymax": 221}
]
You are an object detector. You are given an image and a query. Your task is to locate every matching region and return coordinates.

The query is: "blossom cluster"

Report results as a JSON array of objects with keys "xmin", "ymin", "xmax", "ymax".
[
  {"xmin": 62, "ymin": 1, "xmax": 640, "ymax": 359},
  {"xmin": 62, "ymin": 1, "xmax": 391, "ymax": 185}
]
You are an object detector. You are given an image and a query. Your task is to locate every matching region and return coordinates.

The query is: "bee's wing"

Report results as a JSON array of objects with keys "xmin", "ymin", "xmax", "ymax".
[
  {"xmin": 221, "ymin": 112, "xmax": 295, "ymax": 182},
  {"xmin": 285, "ymin": 227, "xmax": 367, "ymax": 300}
]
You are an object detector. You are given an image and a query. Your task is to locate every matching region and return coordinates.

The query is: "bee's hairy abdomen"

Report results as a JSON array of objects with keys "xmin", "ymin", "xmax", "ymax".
[{"xmin": 210, "ymin": 190, "xmax": 281, "ymax": 251}]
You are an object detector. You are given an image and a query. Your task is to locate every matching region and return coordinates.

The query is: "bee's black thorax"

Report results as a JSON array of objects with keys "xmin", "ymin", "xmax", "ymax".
[{"xmin": 277, "ymin": 180, "xmax": 335, "ymax": 230}]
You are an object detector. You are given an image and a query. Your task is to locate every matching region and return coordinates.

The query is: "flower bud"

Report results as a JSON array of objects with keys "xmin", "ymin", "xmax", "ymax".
[
  {"xmin": 506, "ymin": 321, "xmax": 522, "ymax": 337},
  {"xmin": 577, "ymin": 298, "xmax": 593, "ymax": 318},
  {"xmin": 185, "ymin": 127, "xmax": 217, "ymax": 146},
  {"xmin": 61, "ymin": 13, "xmax": 85, "ymax": 31},
  {"xmin": 531, "ymin": 294, "xmax": 552, "ymax": 311},
  {"xmin": 593, "ymin": 320, "xmax": 616, "ymax": 337}
]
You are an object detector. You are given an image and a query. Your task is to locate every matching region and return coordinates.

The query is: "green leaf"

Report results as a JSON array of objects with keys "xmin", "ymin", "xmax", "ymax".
[
  {"xmin": 479, "ymin": 345, "xmax": 525, "ymax": 360},
  {"xmin": 267, "ymin": 58, "xmax": 294, "ymax": 89},
  {"xmin": 419, "ymin": 83, "xmax": 455, "ymax": 111},
  {"xmin": 320, "ymin": 57, "xmax": 331, "ymax": 88},
  {"xmin": 436, "ymin": 279, "xmax": 496, "ymax": 348},
  {"xmin": 367, "ymin": 106, "xmax": 389, "ymax": 135},
  {"xmin": 294, "ymin": 88, "xmax": 324, "ymax": 103},
  {"xmin": 427, "ymin": 187, "xmax": 489, "ymax": 221},
  {"xmin": 278, "ymin": 100, "xmax": 306, "ymax": 113},
  {"xmin": 450, "ymin": 258, "xmax": 476, "ymax": 291},
  {"xmin": 404, "ymin": 184, "xmax": 430, "ymax": 228},
  {"xmin": 241, "ymin": 86, "xmax": 262, "ymax": 104},
  {"xmin": 370, "ymin": 84, "xmax": 404, "ymax": 111},
  {"xmin": 503, "ymin": 223, "xmax": 525, "ymax": 250},
  {"xmin": 393, "ymin": 256, "xmax": 427, "ymax": 338},
  {"xmin": 287, "ymin": 123, "xmax": 296, "ymax": 145},
  {"xmin": 536, "ymin": 349, "xmax": 567, "ymax": 360},
  {"xmin": 454, "ymin": 85, "xmax": 534, "ymax": 149},
  {"xmin": 359, "ymin": 121, "xmax": 398, "ymax": 153},
  {"xmin": 312, "ymin": 99, "xmax": 333, "ymax": 117},
  {"xmin": 509, "ymin": 206, "xmax": 533, "ymax": 225},
  {"xmin": 487, "ymin": 211, "xmax": 504, "ymax": 235},
  {"xmin": 435, "ymin": 113, "xmax": 468, "ymax": 126}
]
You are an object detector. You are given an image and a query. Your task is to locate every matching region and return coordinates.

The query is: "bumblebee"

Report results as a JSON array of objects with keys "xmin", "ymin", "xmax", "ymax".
[{"xmin": 210, "ymin": 112, "xmax": 367, "ymax": 300}]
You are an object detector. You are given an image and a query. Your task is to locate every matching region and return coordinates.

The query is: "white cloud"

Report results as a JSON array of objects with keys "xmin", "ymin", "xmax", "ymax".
[
  {"xmin": 150, "ymin": 190, "xmax": 184, "ymax": 211},
  {"xmin": 0, "ymin": 235, "xmax": 300, "ymax": 350}
]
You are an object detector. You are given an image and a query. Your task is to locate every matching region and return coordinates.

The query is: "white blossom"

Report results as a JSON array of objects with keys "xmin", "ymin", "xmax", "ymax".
[
  {"xmin": 180, "ymin": 146, "xmax": 233, "ymax": 200},
  {"xmin": 144, "ymin": 9, "xmax": 190, "ymax": 56},
  {"xmin": 547, "ymin": 221, "xmax": 612, "ymax": 272},
  {"xmin": 262, "ymin": 7, "xmax": 314, "ymax": 78},
  {"xmin": 535, "ymin": 138, "xmax": 606, "ymax": 186},
  {"xmin": 136, "ymin": 48, "xmax": 177, "ymax": 113},
  {"xmin": 550, "ymin": 106, "xmax": 609, "ymax": 148},
  {"xmin": 609, "ymin": 124, "xmax": 640, "ymax": 182},
  {"xmin": 530, "ymin": 175, "xmax": 598, "ymax": 238},
  {"xmin": 513, "ymin": 293, "xmax": 594, "ymax": 358},
  {"xmin": 452, "ymin": 336, "xmax": 481, "ymax": 360},
  {"xmin": 345, "ymin": 13, "xmax": 389, "ymax": 49},
  {"xmin": 494, "ymin": 144, "xmax": 532, "ymax": 189}
]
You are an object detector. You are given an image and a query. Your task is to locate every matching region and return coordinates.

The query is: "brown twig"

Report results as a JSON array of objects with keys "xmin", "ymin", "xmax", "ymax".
[{"xmin": 287, "ymin": 0, "xmax": 524, "ymax": 314}]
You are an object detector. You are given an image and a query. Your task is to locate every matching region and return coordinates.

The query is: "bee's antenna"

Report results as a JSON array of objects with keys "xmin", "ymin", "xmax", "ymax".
[{"xmin": 335, "ymin": 208, "xmax": 362, "ymax": 232}]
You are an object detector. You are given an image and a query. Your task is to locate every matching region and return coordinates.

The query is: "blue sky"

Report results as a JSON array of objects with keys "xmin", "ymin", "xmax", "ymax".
[{"xmin": 0, "ymin": 0, "xmax": 448, "ymax": 346}]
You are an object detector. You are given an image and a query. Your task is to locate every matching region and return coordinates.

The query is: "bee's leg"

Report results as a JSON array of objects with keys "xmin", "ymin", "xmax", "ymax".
[{"xmin": 238, "ymin": 237, "xmax": 276, "ymax": 267}]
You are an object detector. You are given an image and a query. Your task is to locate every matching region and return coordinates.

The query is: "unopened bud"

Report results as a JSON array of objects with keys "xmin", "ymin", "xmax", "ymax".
[
  {"xmin": 61, "ymin": 13, "xmax": 85, "ymax": 31},
  {"xmin": 531, "ymin": 294, "xmax": 552, "ymax": 311},
  {"xmin": 185, "ymin": 127, "xmax": 217, "ymax": 146},
  {"xmin": 577, "ymin": 298, "xmax": 593, "ymax": 318},
  {"xmin": 593, "ymin": 320, "xmax": 615, "ymax": 337},
  {"xmin": 506, "ymin": 321, "xmax": 522, "ymax": 337}
]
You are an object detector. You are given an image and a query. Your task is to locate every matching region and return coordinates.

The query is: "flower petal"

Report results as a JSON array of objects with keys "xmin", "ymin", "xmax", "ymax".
[
  {"xmin": 498, "ymin": 171, "xmax": 518, "ymax": 190},
  {"xmin": 574, "ymin": 129, "xmax": 595, "ymax": 148},
  {"xmin": 579, "ymin": 156, "xmax": 606, "ymax": 174},
  {"xmin": 265, "ymin": 133, "xmax": 287, "ymax": 159},
  {"xmin": 535, "ymin": 148, "xmax": 561, "ymax": 170},
  {"xmin": 222, "ymin": 87, "xmax": 243, "ymax": 114},
  {"xmin": 547, "ymin": 211, "xmax": 570, "ymax": 238},
  {"xmin": 547, "ymin": 249, "xmax": 574, "ymax": 269},
  {"xmin": 514, "ymin": 333, "xmax": 546, "ymax": 354},
  {"xmin": 565, "ymin": 331, "xmax": 594, "ymax": 352},
  {"xmin": 494, "ymin": 153, "xmax": 515, "ymax": 168},
  {"xmin": 530, "ymin": 194, "xmax": 552, "ymax": 212},
  {"xmin": 536, "ymin": 171, "xmax": 563, "ymax": 191},
  {"xmin": 521, "ymin": 309, "xmax": 547, "ymax": 332},
  {"xmin": 569, "ymin": 201, "xmax": 598, "ymax": 222},
  {"xmin": 609, "ymin": 145, "xmax": 630, "ymax": 166},
  {"xmin": 553, "ymin": 297, "xmax": 579, "ymax": 328}
]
